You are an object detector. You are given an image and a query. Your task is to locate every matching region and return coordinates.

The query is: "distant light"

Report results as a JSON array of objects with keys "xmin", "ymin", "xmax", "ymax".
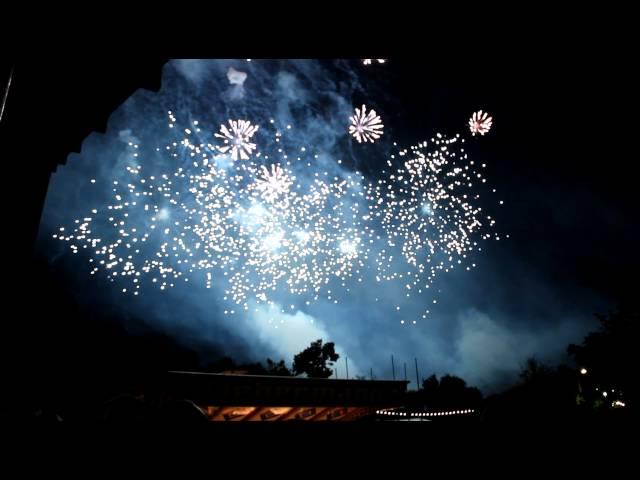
[
  {"xmin": 602, "ymin": 391, "xmax": 608, "ymax": 398},
  {"xmin": 580, "ymin": 368, "xmax": 587, "ymax": 375}
]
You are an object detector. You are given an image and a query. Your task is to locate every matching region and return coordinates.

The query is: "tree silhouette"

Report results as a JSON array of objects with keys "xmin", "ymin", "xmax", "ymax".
[
  {"xmin": 292, "ymin": 339, "xmax": 339, "ymax": 378},
  {"xmin": 568, "ymin": 305, "xmax": 637, "ymax": 405},
  {"xmin": 483, "ymin": 358, "xmax": 580, "ymax": 423},
  {"xmin": 421, "ymin": 374, "xmax": 439, "ymax": 405},
  {"xmin": 265, "ymin": 358, "xmax": 292, "ymax": 376},
  {"xmin": 519, "ymin": 357, "xmax": 554, "ymax": 383},
  {"xmin": 418, "ymin": 374, "xmax": 482, "ymax": 409}
]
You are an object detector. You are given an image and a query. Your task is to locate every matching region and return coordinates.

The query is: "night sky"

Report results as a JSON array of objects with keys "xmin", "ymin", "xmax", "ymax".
[{"xmin": 35, "ymin": 53, "xmax": 637, "ymax": 393}]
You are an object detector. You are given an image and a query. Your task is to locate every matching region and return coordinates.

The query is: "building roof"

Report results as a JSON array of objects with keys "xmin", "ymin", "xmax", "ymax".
[{"xmin": 163, "ymin": 370, "xmax": 409, "ymax": 408}]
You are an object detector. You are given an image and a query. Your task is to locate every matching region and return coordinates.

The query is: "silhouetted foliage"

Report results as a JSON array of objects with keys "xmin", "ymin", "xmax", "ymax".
[
  {"xmin": 482, "ymin": 305, "xmax": 638, "ymax": 424},
  {"xmin": 416, "ymin": 374, "xmax": 483, "ymax": 409},
  {"xmin": 205, "ymin": 357, "xmax": 271, "ymax": 375},
  {"xmin": 243, "ymin": 362, "xmax": 269, "ymax": 375},
  {"xmin": 482, "ymin": 358, "xmax": 580, "ymax": 423},
  {"xmin": 206, "ymin": 356, "xmax": 237, "ymax": 373},
  {"xmin": 292, "ymin": 339, "xmax": 339, "ymax": 378},
  {"xmin": 204, "ymin": 356, "xmax": 292, "ymax": 376},
  {"xmin": 422, "ymin": 374, "xmax": 439, "ymax": 394},
  {"xmin": 265, "ymin": 358, "xmax": 292, "ymax": 376},
  {"xmin": 519, "ymin": 358, "xmax": 554, "ymax": 383},
  {"xmin": 568, "ymin": 305, "xmax": 637, "ymax": 405}
]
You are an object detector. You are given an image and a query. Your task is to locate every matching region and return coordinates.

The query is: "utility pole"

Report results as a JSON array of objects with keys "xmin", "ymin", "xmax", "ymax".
[
  {"xmin": 345, "ymin": 357, "xmax": 349, "ymax": 380},
  {"xmin": 415, "ymin": 358, "xmax": 420, "ymax": 391},
  {"xmin": 391, "ymin": 355, "xmax": 396, "ymax": 380}
]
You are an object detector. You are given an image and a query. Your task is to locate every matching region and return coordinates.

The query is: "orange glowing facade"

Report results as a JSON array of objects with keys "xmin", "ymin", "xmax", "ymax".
[{"xmin": 163, "ymin": 371, "xmax": 409, "ymax": 422}]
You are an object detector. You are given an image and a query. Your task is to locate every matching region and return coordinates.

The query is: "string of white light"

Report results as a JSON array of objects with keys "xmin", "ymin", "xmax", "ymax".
[{"xmin": 376, "ymin": 408, "xmax": 475, "ymax": 417}]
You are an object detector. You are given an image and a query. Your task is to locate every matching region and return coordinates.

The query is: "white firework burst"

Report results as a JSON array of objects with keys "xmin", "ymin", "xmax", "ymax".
[
  {"xmin": 215, "ymin": 119, "xmax": 259, "ymax": 160},
  {"xmin": 349, "ymin": 104, "xmax": 384, "ymax": 143},
  {"xmin": 254, "ymin": 164, "xmax": 293, "ymax": 203},
  {"xmin": 362, "ymin": 59, "xmax": 386, "ymax": 65},
  {"xmin": 469, "ymin": 110, "xmax": 493, "ymax": 136}
]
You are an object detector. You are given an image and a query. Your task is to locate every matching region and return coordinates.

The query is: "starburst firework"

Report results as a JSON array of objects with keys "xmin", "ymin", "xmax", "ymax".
[
  {"xmin": 254, "ymin": 164, "xmax": 293, "ymax": 203},
  {"xmin": 214, "ymin": 119, "xmax": 259, "ymax": 160},
  {"xmin": 469, "ymin": 110, "xmax": 493, "ymax": 136},
  {"xmin": 349, "ymin": 104, "xmax": 384, "ymax": 143}
]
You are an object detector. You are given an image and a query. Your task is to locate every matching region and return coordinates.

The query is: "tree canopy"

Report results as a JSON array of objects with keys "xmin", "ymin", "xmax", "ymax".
[{"xmin": 292, "ymin": 339, "xmax": 339, "ymax": 378}]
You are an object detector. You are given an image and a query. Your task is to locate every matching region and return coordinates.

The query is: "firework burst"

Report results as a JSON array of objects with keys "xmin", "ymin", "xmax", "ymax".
[
  {"xmin": 349, "ymin": 104, "xmax": 384, "ymax": 143},
  {"xmin": 362, "ymin": 59, "xmax": 386, "ymax": 65},
  {"xmin": 214, "ymin": 119, "xmax": 259, "ymax": 160},
  {"xmin": 253, "ymin": 164, "xmax": 294, "ymax": 203},
  {"xmin": 53, "ymin": 109, "xmax": 502, "ymax": 324},
  {"xmin": 469, "ymin": 110, "xmax": 493, "ymax": 136},
  {"xmin": 363, "ymin": 133, "xmax": 502, "ymax": 320}
]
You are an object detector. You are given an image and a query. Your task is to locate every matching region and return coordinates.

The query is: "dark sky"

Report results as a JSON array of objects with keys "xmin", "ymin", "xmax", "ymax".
[
  {"xmin": 384, "ymin": 45, "xmax": 637, "ymax": 301},
  {"xmin": 25, "ymin": 39, "xmax": 638, "ymax": 393}
]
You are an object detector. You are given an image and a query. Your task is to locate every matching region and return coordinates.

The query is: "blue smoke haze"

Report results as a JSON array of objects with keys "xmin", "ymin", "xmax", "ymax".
[{"xmin": 38, "ymin": 60, "xmax": 603, "ymax": 392}]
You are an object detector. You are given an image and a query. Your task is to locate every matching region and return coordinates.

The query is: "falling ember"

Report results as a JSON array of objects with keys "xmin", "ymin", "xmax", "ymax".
[
  {"xmin": 469, "ymin": 110, "xmax": 493, "ymax": 136},
  {"xmin": 349, "ymin": 104, "xmax": 384, "ymax": 143}
]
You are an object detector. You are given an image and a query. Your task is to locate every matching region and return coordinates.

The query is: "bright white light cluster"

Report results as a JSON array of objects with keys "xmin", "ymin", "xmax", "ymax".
[
  {"xmin": 349, "ymin": 104, "xmax": 384, "ymax": 143},
  {"xmin": 53, "ymin": 111, "xmax": 502, "ymax": 324},
  {"xmin": 376, "ymin": 408, "xmax": 475, "ymax": 417},
  {"xmin": 364, "ymin": 133, "xmax": 503, "ymax": 321},
  {"xmin": 214, "ymin": 119, "xmax": 259, "ymax": 160},
  {"xmin": 469, "ymin": 110, "xmax": 493, "ymax": 136}
]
